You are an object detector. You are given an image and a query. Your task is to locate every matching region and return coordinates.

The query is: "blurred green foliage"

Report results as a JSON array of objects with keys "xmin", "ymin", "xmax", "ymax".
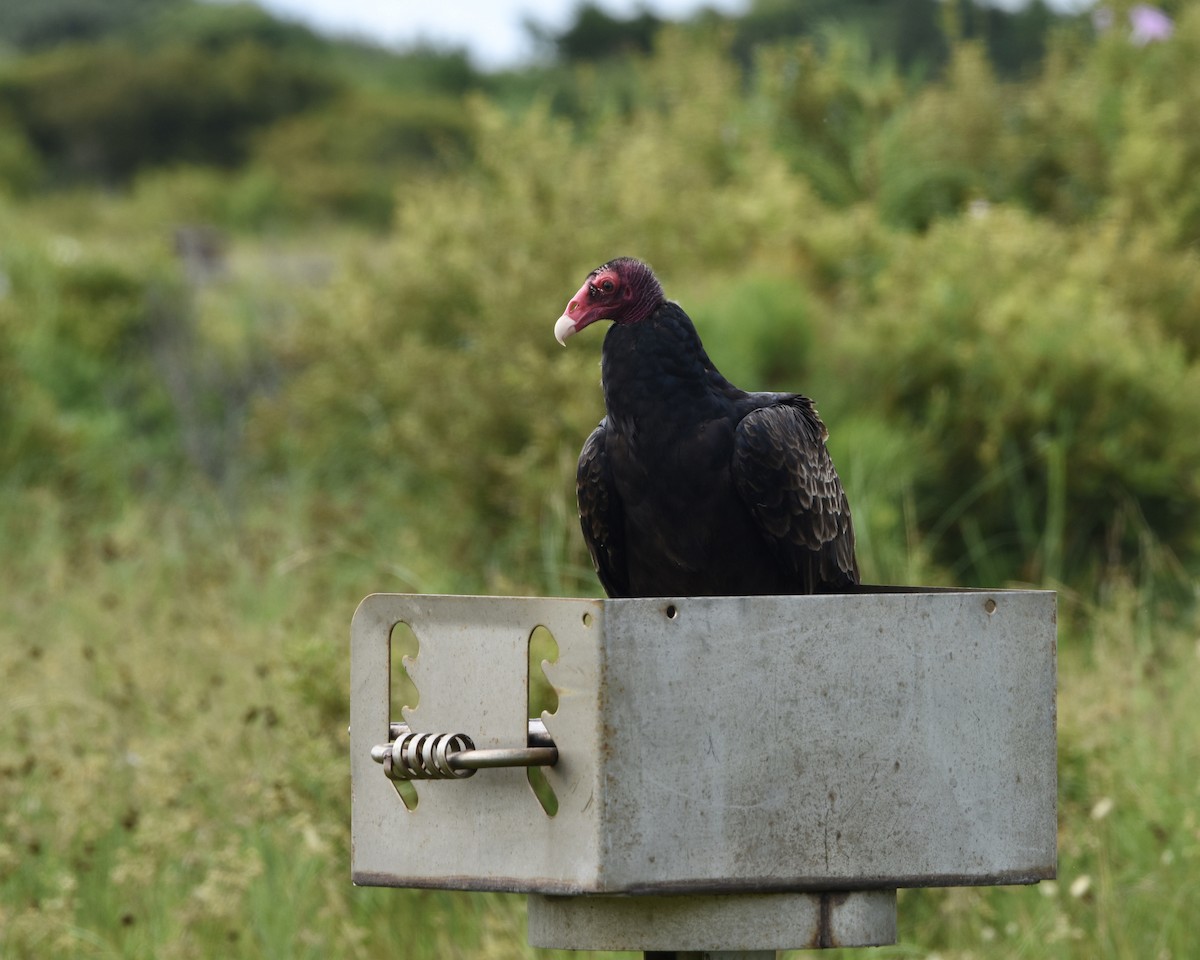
[
  {"xmin": 0, "ymin": 39, "xmax": 341, "ymax": 183},
  {"xmin": 0, "ymin": 0, "xmax": 185, "ymax": 52},
  {"xmin": 3, "ymin": 2, "xmax": 1200, "ymax": 591},
  {"xmin": 528, "ymin": 1, "xmax": 664, "ymax": 62},
  {"xmin": 2, "ymin": 2, "xmax": 1200, "ymax": 957},
  {"xmin": 843, "ymin": 208, "xmax": 1200, "ymax": 583},
  {"xmin": 0, "ymin": 0, "xmax": 483, "ymax": 199},
  {"xmin": 248, "ymin": 90, "xmax": 474, "ymax": 227}
]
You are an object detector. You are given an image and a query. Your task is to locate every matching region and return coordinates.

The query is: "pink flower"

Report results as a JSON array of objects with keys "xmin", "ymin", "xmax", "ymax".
[{"xmin": 1129, "ymin": 4, "xmax": 1173, "ymax": 45}]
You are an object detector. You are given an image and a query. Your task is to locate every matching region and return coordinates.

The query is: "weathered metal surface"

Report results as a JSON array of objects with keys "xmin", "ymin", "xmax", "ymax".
[
  {"xmin": 527, "ymin": 890, "xmax": 897, "ymax": 951},
  {"xmin": 350, "ymin": 590, "xmax": 1057, "ymax": 894},
  {"xmin": 350, "ymin": 594, "xmax": 602, "ymax": 892}
]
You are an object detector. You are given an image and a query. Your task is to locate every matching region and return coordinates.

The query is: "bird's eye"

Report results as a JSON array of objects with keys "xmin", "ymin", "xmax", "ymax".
[{"xmin": 601, "ymin": 280, "xmax": 615, "ymax": 293}]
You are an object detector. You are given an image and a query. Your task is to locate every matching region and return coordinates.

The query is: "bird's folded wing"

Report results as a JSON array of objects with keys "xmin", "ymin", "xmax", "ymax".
[
  {"xmin": 732, "ymin": 397, "xmax": 859, "ymax": 591},
  {"xmin": 577, "ymin": 419, "xmax": 630, "ymax": 598}
]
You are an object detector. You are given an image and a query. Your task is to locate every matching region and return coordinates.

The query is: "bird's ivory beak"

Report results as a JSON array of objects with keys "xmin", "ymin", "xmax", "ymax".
[
  {"xmin": 555, "ymin": 279, "xmax": 596, "ymax": 345},
  {"xmin": 554, "ymin": 313, "xmax": 578, "ymax": 346}
]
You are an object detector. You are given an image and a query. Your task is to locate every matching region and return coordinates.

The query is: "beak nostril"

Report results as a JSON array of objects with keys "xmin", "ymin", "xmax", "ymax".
[{"xmin": 569, "ymin": 301, "xmax": 578, "ymax": 314}]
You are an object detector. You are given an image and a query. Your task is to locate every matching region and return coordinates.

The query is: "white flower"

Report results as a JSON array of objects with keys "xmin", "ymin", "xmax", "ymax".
[{"xmin": 1091, "ymin": 796, "xmax": 1115, "ymax": 820}]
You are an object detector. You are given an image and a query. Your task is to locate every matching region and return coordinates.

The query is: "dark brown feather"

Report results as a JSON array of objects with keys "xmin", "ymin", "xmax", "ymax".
[
  {"xmin": 731, "ymin": 397, "xmax": 859, "ymax": 593},
  {"xmin": 576, "ymin": 419, "xmax": 629, "ymax": 598}
]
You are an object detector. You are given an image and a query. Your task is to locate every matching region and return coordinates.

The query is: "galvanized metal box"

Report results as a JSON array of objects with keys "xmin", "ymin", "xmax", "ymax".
[{"xmin": 350, "ymin": 590, "xmax": 1056, "ymax": 894}]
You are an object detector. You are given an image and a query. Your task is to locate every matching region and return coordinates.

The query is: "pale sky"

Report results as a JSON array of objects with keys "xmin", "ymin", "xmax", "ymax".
[{"xmin": 245, "ymin": 0, "xmax": 751, "ymax": 69}]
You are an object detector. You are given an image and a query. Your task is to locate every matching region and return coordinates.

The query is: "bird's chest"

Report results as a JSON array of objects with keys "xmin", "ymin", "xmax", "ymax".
[{"xmin": 606, "ymin": 415, "xmax": 744, "ymax": 567}]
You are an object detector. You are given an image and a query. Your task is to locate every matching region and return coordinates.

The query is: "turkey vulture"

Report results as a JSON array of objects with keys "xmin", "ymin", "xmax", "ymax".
[{"xmin": 554, "ymin": 257, "xmax": 859, "ymax": 598}]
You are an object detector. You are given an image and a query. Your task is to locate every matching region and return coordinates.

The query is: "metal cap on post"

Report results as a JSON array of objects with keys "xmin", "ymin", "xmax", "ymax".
[{"xmin": 528, "ymin": 890, "xmax": 898, "ymax": 953}]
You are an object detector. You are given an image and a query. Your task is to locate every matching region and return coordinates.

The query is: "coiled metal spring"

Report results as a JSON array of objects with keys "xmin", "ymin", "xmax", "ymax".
[
  {"xmin": 372, "ymin": 721, "xmax": 557, "ymax": 782},
  {"xmin": 382, "ymin": 732, "xmax": 477, "ymax": 780}
]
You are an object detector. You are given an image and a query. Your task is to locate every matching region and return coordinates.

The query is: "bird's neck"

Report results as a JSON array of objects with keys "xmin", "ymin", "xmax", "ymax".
[{"xmin": 601, "ymin": 302, "xmax": 737, "ymax": 425}]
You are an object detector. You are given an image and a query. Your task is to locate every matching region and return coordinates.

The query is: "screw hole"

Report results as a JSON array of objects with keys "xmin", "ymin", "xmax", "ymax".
[
  {"xmin": 582, "ymin": 611, "xmax": 593, "ymax": 627},
  {"xmin": 665, "ymin": 604, "xmax": 678, "ymax": 620},
  {"xmin": 984, "ymin": 598, "xmax": 997, "ymax": 615}
]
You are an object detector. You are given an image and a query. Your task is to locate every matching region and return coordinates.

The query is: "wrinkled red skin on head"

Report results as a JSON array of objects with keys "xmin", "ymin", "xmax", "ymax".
[{"xmin": 558, "ymin": 258, "xmax": 664, "ymax": 339}]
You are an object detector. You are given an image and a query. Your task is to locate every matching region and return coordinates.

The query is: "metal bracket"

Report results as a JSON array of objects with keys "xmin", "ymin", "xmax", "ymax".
[{"xmin": 372, "ymin": 719, "xmax": 559, "ymax": 780}]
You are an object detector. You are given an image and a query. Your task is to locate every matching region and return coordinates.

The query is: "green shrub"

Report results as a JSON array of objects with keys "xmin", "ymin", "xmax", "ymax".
[
  {"xmin": 687, "ymin": 273, "xmax": 816, "ymax": 390},
  {"xmin": 839, "ymin": 207, "xmax": 1200, "ymax": 584},
  {"xmin": 248, "ymin": 92, "xmax": 474, "ymax": 227},
  {"xmin": 1104, "ymin": 7, "xmax": 1200, "ymax": 248},
  {"xmin": 0, "ymin": 38, "xmax": 341, "ymax": 183},
  {"xmin": 0, "ymin": 110, "xmax": 41, "ymax": 195},
  {"xmin": 754, "ymin": 31, "xmax": 907, "ymax": 207},
  {"xmin": 0, "ymin": 219, "xmax": 178, "ymax": 499},
  {"xmin": 876, "ymin": 43, "xmax": 1011, "ymax": 228}
]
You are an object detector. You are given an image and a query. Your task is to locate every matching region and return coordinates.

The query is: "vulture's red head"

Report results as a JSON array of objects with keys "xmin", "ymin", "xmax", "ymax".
[{"xmin": 554, "ymin": 257, "xmax": 665, "ymax": 345}]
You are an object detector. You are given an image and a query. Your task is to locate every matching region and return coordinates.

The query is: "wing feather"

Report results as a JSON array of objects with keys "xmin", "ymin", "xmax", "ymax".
[
  {"xmin": 732, "ymin": 397, "xmax": 859, "ymax": 592},
  {"xmin": 576, "ymin": 419, "xmax": 629, "ymax": 598}
]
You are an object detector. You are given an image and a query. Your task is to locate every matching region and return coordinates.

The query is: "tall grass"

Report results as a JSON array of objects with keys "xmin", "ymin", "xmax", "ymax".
[
  {"xmin": 0, "ymin": 489, "xmax": 630, "ymax": 960},
  {"xmin": 1, "ymin": 469, "xmax": 1196, "ymax": 959}
]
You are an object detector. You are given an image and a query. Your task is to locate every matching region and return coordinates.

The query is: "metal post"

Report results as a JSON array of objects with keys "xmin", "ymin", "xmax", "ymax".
[
  {"xmin": 526, "ymin": 890, "xmax": 897, "ymax": 953},
  {"xmin": 646, "ymin": 953, "xmax": 775, "ymax": 960}
]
